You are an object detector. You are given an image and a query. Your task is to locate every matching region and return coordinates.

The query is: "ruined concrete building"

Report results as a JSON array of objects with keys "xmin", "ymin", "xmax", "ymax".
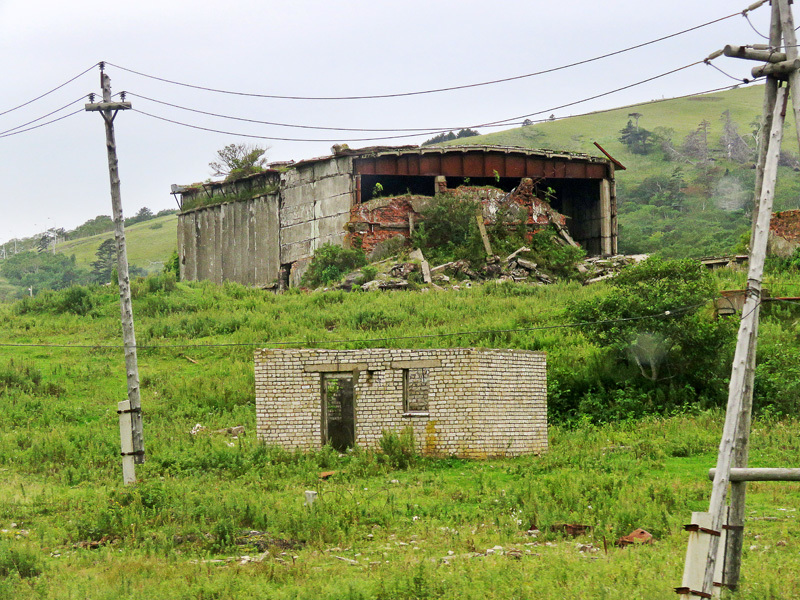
[
  {"xmin": 254, "ymin": 348, "xmax": 547, "ymax": 458},
  {"xmin": 175, "ymin": 145, "xmax": 620, "ymax": 287}
]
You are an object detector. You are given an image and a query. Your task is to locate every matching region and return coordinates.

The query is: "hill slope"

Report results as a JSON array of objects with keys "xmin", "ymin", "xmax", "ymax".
[
  {"xmin": 56, "ymin": 213, "xmax": 178, "ymax": 271},
  {"xmin": 443, "ymin": 84, "xmax": 800, "ymax": 258}
]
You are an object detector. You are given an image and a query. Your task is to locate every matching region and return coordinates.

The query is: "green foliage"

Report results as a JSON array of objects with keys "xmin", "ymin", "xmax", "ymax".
[
  {"xmin": 90, "ymin": 238, "xmax": 116, "ymax": 284},
  {"xmin": 624, "ymin": 167, "xmax": 686, "ymax": 209},
  {"xmin": 67, "ymin": 214, "xmax": 114, "ymax": 240},
  {"xmin": 124, "ymin": 206, "xmax": 155, "ymax": 227},
  {"xmin": 209, "ymin": 143, "xmax": 269, "ymax": 180},
  {"xmin": 564, "ymin": 258, "xmax": 735, "ymax": 423},
  {"xmin": 0, "ymin": 272, "xmax": 799, "ymax": 598},
  {"xmin": 13, "ymin": 285, "xmax": 97, "ymax": 317},
  {"xmin": 164, "ymin": 249, "xmax": 181, "ymax": 281},
  {"xmin": 422, "ymin": 128, "xmax": 481, "ymax": 146},
  {"xmin": 378, "ymin": 428, "xmax": 418, "ymax": 469},
  {"xmin": 526, "ymin": 228, "xmax": 586, "ymax": 280},
  {"xmin": 356, "ymin": 265, "xmax": 378, "ymax": 285},
  {"xmin": 411, "ymin": 192, "xmax": 483, "ymax": 263},
  {"xmin": 0, "ymin": 541, "xmax": 42, "ymax": 579},
  {"xmin": 618, "ymin": 119, "xmax": 653, "ymax": 155},
  {"xmin": 0, "ymin": 251, "xmax": 88, "ymax": 294},
  {"xmin": 301, "ymin": 243, "xmax": 368, "ymax": 287},
  {"xmin": 179, "ymin": 184, "xmax": 279, "ymax": 212}
]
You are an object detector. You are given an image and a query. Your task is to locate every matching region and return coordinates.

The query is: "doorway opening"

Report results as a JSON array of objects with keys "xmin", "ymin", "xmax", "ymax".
[{"xmin": 321, "ymin": 374, "xmax": 355, "ymax": 451}]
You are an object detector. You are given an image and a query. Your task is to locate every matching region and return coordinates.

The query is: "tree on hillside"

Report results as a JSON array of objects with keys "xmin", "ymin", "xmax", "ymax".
[
  {"xmin": 719, "ymin": 110, "xmax": 753, "ymax": 164},
  {"xmin": 652, "ymin": 126, "xmax": 682, "ymax": 162},
  {"xmin": 618, "ymin": 119, "xmax": 653, "ymax": 154},
  {"xmin": 90, "ymin": 239, "xmax": 116, "ymax": 284},
  {"xmin": 682, "ymin": 119, "xmax": 711, "ymax": 162},
  {"xmin": 209, "ymin": 143, "xmax": 270, "ymax": 180},
  {"xmin": 0, "ymin": 251, "xmax": 88, "ymax": 293},
  {"xmin": 422, "ymin": 128, "xmax": 481, "ymax": 146},
  {"xmin": 69, "ymin": 215, "xmax": 114, "ymax": 240},
  {"xmin": 125, "ymin": 207, "xmax": 154, "ymax": 226}
]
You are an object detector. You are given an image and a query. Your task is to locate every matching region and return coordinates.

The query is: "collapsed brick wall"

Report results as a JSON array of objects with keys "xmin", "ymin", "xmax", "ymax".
[
  {"xmin": 347, "ymin": 178, "xmax": 566, "ymax": 255},
  {"xmin": 769, "ymin": 209, "xmax": 800, "ymax": 257},
  {"xmin": 254, "ymin": 348, "xmax": 548, "ymax": 459}
]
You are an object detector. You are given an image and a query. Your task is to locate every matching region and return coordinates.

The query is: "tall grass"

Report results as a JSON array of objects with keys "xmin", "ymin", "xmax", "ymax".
[{"xmin": 1, "ymin": 276, "xmax": 800, "ymax": 598}]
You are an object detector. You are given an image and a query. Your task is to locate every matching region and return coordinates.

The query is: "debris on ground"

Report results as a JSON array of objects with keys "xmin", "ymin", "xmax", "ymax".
[
  {"xmin": 189, "ymin": 424, "xmax": 245, "ymax": 438},
  {"xmin": 550, "ymin": 523, "xmax": 592, "ymax": 537},
  {"xmin": 616, "ymin": 528, "xmax": 653, "ymax": 547},
  {"xmin": 320, "ymin": 248, "xmax": 651, "ymax": 293}
]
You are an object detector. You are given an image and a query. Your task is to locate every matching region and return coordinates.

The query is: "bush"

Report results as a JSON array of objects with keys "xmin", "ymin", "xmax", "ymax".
[
  {"xmin": 0, "ymin": 541, "xmax": 43, "ymax": 579},
  {"xmin": 301, "ymin": 244, "xmax": 368, "ymax": 287},
  {"xmin": 562, "ymin": 257, "xmax": 735, "ymax": 423},
  {"xmin": 379, "ymin": 428, "xmax": 418, "ymax": 469},
  {"xmin": 411, "ymin": 192, "xmax": 483, "ymax": 264}
]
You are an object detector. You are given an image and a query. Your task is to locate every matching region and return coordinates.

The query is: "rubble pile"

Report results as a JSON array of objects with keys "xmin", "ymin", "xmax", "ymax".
[{"xmin": 327, "ymin": 249, "xmax": 648, "ymax": 292}]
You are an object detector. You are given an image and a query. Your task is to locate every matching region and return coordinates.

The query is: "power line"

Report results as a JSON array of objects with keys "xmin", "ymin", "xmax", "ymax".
[
  {"xmin": 0, "ymin": 96, "xmax": 89, "ymax": 137},
  {"xmin": 0, "ymin": 303, "xmax": 704, "ymax": 351},
  {"xmin": 0, "ymin": 63, "xmax": 98, "ymax": 117},
  {"xmin": 705, "ymin": 61, "xmax": 752, "ymax": 83},
  {"xmin": 103, "ymin": 11, "xmax": 744, "ymax": 102},
  {"xmin": 129, "ymin": 60, "xmax": 717, "ymax": 143},
  {"xmin": 130, "ymin": 108, "xmax": 450, "ymax": 143},
  {"xmin": 126, "ymin": 92, "xmax": 474, "ymax": 133},
  {"xmin": 0, "ymin": 109, "xmax": 84, "ymax": 139},
  {"xmin": 477, "ymin": 61, "xmax": 708, "ymax": 128}
]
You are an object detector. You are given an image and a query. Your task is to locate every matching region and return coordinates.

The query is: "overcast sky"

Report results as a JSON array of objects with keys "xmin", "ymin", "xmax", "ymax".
[{"xmin": 0, "ymin": 0, "xmax": 774, "ymax": 245}]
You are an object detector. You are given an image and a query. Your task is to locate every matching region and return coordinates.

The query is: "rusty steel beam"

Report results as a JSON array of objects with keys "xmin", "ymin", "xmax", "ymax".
[{"xmin": 354, "ymin": 150, "xmax": 608, "ymax": 180}]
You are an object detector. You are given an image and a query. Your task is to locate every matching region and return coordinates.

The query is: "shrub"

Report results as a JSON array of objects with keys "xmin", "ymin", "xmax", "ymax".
[
  {"xmin": 301, "ymin": 243, "xmax": 367, "ymax": 287},
  {"xmin": 164, "ymin": 250, "xmax": 180, "ymax": 281},
  {"xmin": 562, "ymin": 257, "xmax": 735, "ymax": 423},
  {"xmin": 411, "ymin": 192, "xmax": 483, "ymax": 264},
  {"xmin": 379, "ymin": 428, "xmax": 418, "ymax": 469},
  {"xmin": 0, "ymin": 541, "xmax": 43, "ymax": 579}
]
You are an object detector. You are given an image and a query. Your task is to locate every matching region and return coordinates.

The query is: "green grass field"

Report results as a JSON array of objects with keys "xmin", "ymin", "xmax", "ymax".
[{"xmin": 1, "ymin": 272, "xmax": 799, "ymax": 599}]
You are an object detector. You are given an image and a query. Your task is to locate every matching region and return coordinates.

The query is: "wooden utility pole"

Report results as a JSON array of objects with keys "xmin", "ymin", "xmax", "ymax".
[
  {"xmin": 679, "ymin": 2, "xmax": 800, "ymax": 596},
  {"xmin": 723, "ymin": 2, "xmax": 782, "ymax": 589},
  {"xmin": 85, "ymin": 64, "xmax": 145, "ymax": 481}
]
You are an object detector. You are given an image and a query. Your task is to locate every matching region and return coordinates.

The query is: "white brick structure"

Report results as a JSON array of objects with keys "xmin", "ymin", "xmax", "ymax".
[{"xmin": 255, "ymin": 348, "xmax": 547, "ymax": 459}]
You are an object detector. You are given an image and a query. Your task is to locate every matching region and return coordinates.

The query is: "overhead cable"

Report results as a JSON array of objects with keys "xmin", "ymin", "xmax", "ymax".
[
  {"xmin": 0, "ymin": 96, "xmax": 90, "ymax": 136},
  {"xmin": 128, "ymin": 80, "xmax": 756, "ymax": 140},
  {"xmin": 0, "ymin": 63, "xmax": 98, "ymax": 117},
  {"xmin": 0, "ymin": 110, "xmax": 84, "ymax": 139},
  {"xmin": 130, "ymin": 60, "xmax": 712, "ymax": 142},
  {"xmin": 103, "ymin": 10, "xmax": 744, "ymax": 102}
]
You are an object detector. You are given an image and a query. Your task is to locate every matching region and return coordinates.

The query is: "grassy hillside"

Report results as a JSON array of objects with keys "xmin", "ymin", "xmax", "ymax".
[
  {"xmin": 445, "ymin": 84, "xmax": 800, "ymax": 259},
  {"xmin": 1, "ymin": 274, "xmax": 799, "ymax": 598},
  {"xmin": 455, "ymin": 85, "xmax": 780, "ymax": 157},
  {"xmin": 56, "ymin": 213, "xmax": 178, "ymax": 271}
]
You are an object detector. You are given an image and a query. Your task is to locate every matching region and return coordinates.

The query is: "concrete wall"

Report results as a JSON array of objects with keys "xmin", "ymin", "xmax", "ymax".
[
  {"xmin": 254, "ymin": 348, "xmax": 548, "ymax": 459},
  {"xmin": 179, "ymin": 193, "xmax": 280, "ymax": 287},
  {"xmin": 280, "ymin": 157, "xmax": 354, "ymax": 286}
]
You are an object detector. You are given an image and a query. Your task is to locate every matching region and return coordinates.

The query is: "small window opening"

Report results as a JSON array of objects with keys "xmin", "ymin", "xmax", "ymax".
[{"xmin": 403, "ymin": 368, "xmax": 429, "ymax": 413}]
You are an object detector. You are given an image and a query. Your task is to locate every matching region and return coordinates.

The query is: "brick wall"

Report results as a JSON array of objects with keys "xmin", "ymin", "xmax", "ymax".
[{"xmin": 254, "ymin": 347, "xmax": 547, "ymax": 458}]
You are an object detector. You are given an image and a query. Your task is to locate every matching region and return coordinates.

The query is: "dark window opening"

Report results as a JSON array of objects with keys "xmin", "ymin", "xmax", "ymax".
[
  {"xmin": 403, "ymin": 368, "xmax": 430, "ymax": 413},
  {"xmin": 361, "ymin": 175, "xmax": 437, "ymax": 199},
  {"xmin": 322, "ymin": 374, "xmax": 355, "ymax": 451},
  {"xmin": 444, "ymin": 176, "xmax": 518, "ymax": 192}
]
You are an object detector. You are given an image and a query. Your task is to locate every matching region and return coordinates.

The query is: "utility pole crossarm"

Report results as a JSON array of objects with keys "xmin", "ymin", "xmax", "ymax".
[{"xmin": 85, "ymin": 101, "xmax": 132, "ymax": 112}]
